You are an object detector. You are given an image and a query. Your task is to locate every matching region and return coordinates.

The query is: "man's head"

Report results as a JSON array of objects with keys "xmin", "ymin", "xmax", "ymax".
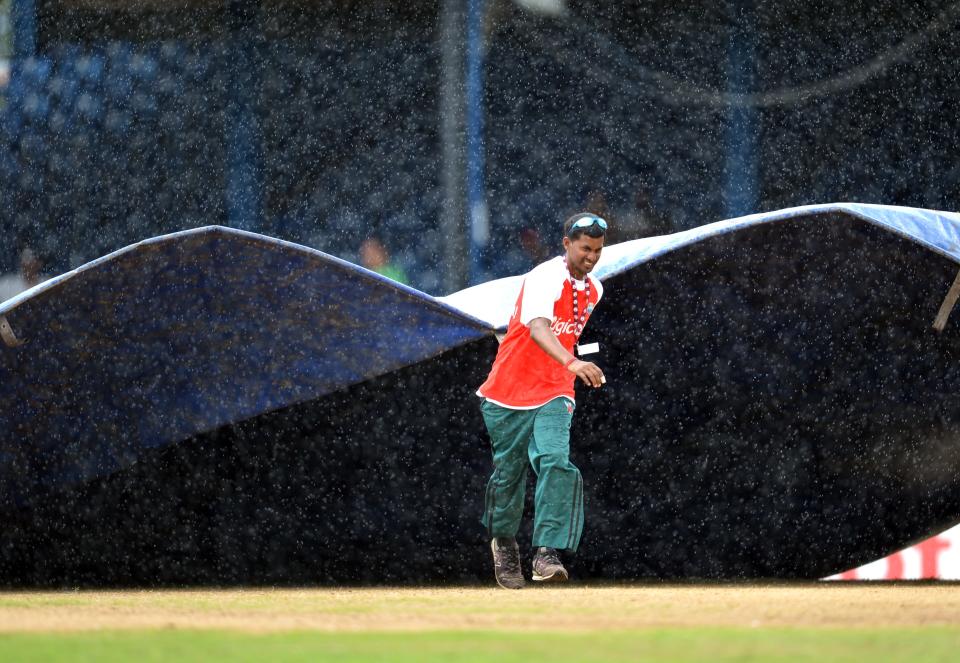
[
  {"xmin": 562, "ymin": 212, "xmax": 607, "ymax": 279},
  {"xmin": 19, "ymin": 247, "xmax": 42, "ymax": 285},
  {"xmin": 359, "ymin": 237, "xmax": 388, "ymax": 270}
]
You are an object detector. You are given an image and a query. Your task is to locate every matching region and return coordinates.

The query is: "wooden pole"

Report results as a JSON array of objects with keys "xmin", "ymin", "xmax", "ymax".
[
  {"xmin": 932, "ymin": 268, "xmax": 960, "ymax": 333},
  {"xmin": 0, "ymin": 316, "xmax": 24, "ymax": 348}
]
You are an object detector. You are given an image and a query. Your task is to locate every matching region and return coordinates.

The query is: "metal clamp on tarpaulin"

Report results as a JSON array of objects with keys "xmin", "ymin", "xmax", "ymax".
[
  {"xmin": 933, "ymin": 268, "xmax": 960, "ymax": 333},
  {"xmin": 0, "ymin": 315, "xmax": 25, "ymax": 347}
]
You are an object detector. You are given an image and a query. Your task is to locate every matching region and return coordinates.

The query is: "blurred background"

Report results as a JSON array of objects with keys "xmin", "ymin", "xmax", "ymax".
[{"xmin": 0, "ymin": 0, "xmax": 958, "ymax": 295}]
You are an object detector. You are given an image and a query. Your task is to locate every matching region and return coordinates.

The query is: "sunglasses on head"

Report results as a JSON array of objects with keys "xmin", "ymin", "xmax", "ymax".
[{"xmin": 568, "ymin": 216, "xmax": 608, "ymax": 236}]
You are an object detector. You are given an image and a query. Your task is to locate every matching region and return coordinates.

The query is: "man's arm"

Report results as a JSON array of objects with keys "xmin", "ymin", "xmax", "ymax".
[{"xmin": 528, "ymin": 318, "xmax": 605, "ymax": 388}]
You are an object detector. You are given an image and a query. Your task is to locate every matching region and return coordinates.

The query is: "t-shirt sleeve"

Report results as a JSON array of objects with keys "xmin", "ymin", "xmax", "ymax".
[
  {"xmin": 519, "ymin": 264, "xmax": 564, "ymax": 325},
  {"xmin": 592, "ymin": 276, "xmax": 604, "ymax": 303}
]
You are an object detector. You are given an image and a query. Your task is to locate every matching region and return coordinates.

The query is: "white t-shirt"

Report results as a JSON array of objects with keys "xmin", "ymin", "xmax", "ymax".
[
  {"xmin": 518, "ymin": 256, "xmax": 604, "ymax": 326},
  {"xmin": 0, "ymin": 274, "xmax": 30, "ymax": 305}
]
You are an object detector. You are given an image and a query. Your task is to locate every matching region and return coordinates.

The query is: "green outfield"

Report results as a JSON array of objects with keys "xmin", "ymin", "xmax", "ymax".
[
  {"xmin": 1, "ymin": 585, "xmax": 958, "ymax": 662},
  {"xmin": 4, "ymin": 628, "xmax": 960, "ymax": 663}
]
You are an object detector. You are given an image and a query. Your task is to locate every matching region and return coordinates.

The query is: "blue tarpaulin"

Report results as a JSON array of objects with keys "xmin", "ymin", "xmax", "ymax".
[
  {"xmin": 442, "ymin": 202, "xmax": 960, "ymax": 328},
  {"xmin": 2, "ymin": 202, "xmax": 960, "ymax": 513},
  {"xmin": 0, "ymin": 228, "xmax": 491, "ymax": 504}
]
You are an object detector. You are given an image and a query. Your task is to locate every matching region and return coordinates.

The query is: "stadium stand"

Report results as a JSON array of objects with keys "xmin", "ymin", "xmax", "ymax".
[
  {"xmin": 0, "ymin": 1, "xmax": 957, "ymax": 289},
  {"xmin": 258, "ymin": 35, "xmax": 444, "ymax": 292},
  {"xmin": 1, "ymin": 42, "xmax": 227, "ymax": 277}
]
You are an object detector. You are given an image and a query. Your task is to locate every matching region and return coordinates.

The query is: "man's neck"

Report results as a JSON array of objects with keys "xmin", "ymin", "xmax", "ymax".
[
  {"xmin": 567, "ymin": 266, "xmax": 586, "ymax": 281},
  {"xmin": 564, "ymin": 256, "xmax": 585, "ymax": 281}
]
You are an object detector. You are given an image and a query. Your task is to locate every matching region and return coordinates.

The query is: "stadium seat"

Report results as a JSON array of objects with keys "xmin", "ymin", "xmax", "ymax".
[
  {"xmin": 74, "ymin": 92, "xmax": 104, "ymax": 124},
  {"xmin": 105, "ymin": 69, "xmax": 133, "ymax": 104},
  {"xmin": 129, "ymin": 54, "xmax": 158, "ymax": 84},
  {"xmin": 21, "ymin": 93, "xmax": 49, "ymax": 124},
  {"xmin": 105, "ymin": 42, "xmax": 134, "ymax": 69},
  {"xmin": 19, "ymin": 57, "xmax": 52, "ymax": 89},
  {"xmin": 104, "ymin": 109, "xmax": 132, "ymax": 135},
  {"xmin": 73, "ymin": 54, "xmax": 105, "ymax": 89},
  {"xmin": 47, "ymin": 75, "xmax": 80, "ymax": 108}
]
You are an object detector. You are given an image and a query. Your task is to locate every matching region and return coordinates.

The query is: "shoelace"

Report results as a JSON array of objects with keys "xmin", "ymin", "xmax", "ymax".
[
  {"xmin": 496, "ymin": 542, "xmax": 521, "ymax": 574},
  {"xmin": 538, "ymin": 548, "xmax": 561, "ymax": 567}
]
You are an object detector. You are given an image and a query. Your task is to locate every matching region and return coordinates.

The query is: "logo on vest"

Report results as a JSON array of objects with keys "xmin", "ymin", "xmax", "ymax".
[{"xmin": 550, "ymin": 319, "xmax": 578, "ymax": 336}]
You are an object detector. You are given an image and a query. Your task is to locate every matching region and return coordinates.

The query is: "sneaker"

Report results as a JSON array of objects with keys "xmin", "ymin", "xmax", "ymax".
[
  {"xmin": 531, "ymin": 546, "xmax": 569, "ymax": 582},
  {"xmin": 491, "ymin": 537, "xmax": 525, "ymax": 589}
]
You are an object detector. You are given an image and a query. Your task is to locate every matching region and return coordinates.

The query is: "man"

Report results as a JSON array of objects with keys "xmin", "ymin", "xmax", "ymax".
[
  {"xmin": 359, "ymin": 236, "xmax": 409, "ymax": 285},
  {"xmin": 477, "ymin": 212, "xmax": 608, "ymax": 589},
  {"xmin": 0, "ymin": 247, "xmax": 45, "ymax": 304}
]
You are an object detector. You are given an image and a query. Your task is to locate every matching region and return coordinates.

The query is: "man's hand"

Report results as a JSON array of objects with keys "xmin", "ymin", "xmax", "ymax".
[
  {"xmin": 567, "ymin": 358, "xmax": 605, "ymax": 388},
  {"xmin": 528, "ymin": 318, "xmax": 606, "ymax": 388}
]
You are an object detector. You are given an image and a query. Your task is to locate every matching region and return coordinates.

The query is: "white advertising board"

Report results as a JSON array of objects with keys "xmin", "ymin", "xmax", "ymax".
[{"xmin": 826, "ymin": 523, "xmax": 960, "ymax": 580}]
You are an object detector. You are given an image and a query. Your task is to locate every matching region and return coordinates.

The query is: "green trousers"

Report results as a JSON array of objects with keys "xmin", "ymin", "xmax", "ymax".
[{"xmin": 480, "ymin": 397, "xmax": 585, "ymax": 552}]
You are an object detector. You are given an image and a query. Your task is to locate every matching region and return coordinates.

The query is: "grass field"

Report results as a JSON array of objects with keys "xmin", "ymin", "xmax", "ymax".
[{"xmin": 1, "ymin": 584, "xmax": 959, "ymax": 662}]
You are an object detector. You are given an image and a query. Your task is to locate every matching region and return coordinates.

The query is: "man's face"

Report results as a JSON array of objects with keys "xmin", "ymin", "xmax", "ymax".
[
  {"xmin": 360, "ymin": 239, "xmax": 387, "ymax": 269},
  {"xmin": 563, "ymin": 234, "xmax": 604, "ymax": 277}
]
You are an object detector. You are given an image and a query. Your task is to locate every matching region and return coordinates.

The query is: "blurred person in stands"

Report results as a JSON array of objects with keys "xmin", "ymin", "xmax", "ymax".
[
  {"xmin": 617, "ymin": 178, "xmax": 672, "ymax": 240},
  {"xmin": 519, "ymin": 227, "xmax": 551, "ymax": 269},
  {"xmin": 584, "ymin": 188, "xmax": 613, "ymax": 225},
  {"xmin": 477, "ymin": 212, "xmax": 608, "ymax": 589},
  {"xmin": 0, "ymin": 247, "xmax": 46, "ymax": 303},
  {"xmin": 359, "ymin": 237, "xmax": 408, "ymax": 285}
]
